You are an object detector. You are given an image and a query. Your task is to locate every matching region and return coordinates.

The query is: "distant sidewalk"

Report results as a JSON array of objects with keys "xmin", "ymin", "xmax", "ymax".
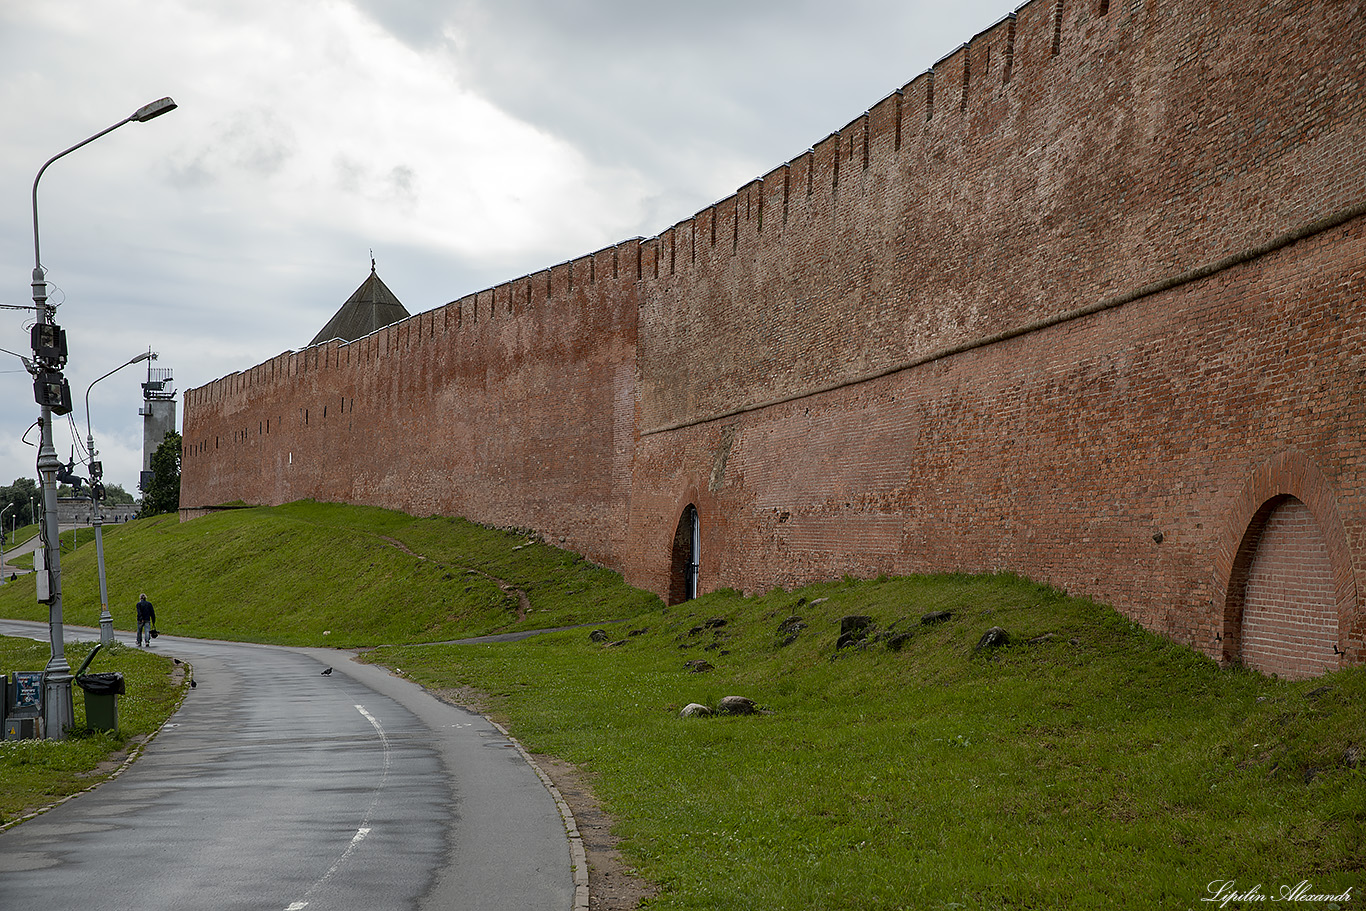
[
  {"xmin": 0, "ymin": 535, "xmax": 37, "ymax": 578},
  {"xmin": 0, "ymin": 524, "xmax": 90, "ymax": 579}
]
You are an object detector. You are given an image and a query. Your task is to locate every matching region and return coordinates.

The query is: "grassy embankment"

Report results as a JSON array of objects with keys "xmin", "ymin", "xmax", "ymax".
[{"xmin": 0, "ymin": 500, "xmax": 1361, "ymax": 908}]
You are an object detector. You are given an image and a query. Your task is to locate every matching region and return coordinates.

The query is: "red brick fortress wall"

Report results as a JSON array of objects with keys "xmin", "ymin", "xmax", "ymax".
[
  {"xmin": 181, "ymin": 242, "xmax": 642, "ymax": 571},
  {"xmin": 623, "ymin": 0, "xmax": 1366, "ymax": 676},
  {"xmin": 627, "ymin": 217, "xmax": 1366, "ymax": 677},
  {"xmin": 182, "ymin": 0, "xmax": 1366, "ymax": 678}
]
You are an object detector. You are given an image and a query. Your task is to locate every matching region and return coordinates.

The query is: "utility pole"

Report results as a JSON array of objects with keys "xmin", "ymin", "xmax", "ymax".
[
  {"xmin": 27, "ymin": 96, "xmax": 177, "ymax": 739},
  {"xmin": 86, "ymin": 351, "xmax": 155, "ymax": 644}
]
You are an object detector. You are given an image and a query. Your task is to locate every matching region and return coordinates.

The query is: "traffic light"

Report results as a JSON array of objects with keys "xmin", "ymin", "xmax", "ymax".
[
  {"xmin": 31, "ymin": 320, "xmax": 72, "ymax": 414},
  {"xmin": 34, "ymin": 370, "xmax": 73, "ymax": 415},
  {"xmin": 30, "ymin": 322, "xmax": 68, "ymax": 366}
]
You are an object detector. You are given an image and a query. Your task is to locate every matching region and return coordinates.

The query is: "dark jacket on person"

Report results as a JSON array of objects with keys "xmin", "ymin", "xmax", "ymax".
[{"xmin": 136, "ymin": 598, "xmax": 156, "ymax": 625}]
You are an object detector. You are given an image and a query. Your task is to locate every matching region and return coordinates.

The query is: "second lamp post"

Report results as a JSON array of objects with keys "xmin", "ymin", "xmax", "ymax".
[{"xmin": 85, "ymin": 350, "xmax": 156, "ymax": 644}]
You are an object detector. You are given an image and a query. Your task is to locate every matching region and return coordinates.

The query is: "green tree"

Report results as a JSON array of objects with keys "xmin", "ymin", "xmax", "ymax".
[
  {"xmin": 103, "ymin": 482, "xmax": 135, "ymax": 505},
  {"xmin": 1, "ymin": 478, "xmax": 40, "ymax": 527},
  {"xmin": 139, "ymin": 431, "xmax": 182, "ymax": 517}
]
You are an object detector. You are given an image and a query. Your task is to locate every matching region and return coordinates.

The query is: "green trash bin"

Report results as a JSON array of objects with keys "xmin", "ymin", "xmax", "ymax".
[{"xmin": 77, "ymin": 672, "xmax": 124, "ymax": 733}]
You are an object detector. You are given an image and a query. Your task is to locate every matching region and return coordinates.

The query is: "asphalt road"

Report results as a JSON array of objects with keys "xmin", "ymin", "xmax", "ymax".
[{"xmin": 0, "ymin": 621, "xmax": 575, "ymax": 911}]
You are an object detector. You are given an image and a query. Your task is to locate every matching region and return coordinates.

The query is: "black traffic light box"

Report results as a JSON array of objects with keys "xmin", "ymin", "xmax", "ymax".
[
  {"xmin": 34, "ymin": 371, "xmax": 73, "ymax": 415},
  {"xmin": 31, "ymin": 323, "xmax": 68, "ymax": 366}
]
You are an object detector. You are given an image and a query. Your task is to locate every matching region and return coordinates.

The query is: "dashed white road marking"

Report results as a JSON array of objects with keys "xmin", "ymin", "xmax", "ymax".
[{"xmin": 281, "ymin": 704, "xmax": 391, "ymax": 911}]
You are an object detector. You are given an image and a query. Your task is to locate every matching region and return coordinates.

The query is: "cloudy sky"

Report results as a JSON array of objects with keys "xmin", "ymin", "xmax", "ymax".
[{"xmin": 0, "ymin": 0, "xmax": 1020, "ymax": 498}]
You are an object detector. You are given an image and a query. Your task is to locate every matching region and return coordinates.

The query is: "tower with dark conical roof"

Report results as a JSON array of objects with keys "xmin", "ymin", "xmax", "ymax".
[{"xmin": 310, "ymin": 261, "xmax": 410, "ymax": 346}]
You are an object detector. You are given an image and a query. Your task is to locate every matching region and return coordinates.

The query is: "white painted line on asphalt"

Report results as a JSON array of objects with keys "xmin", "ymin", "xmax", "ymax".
[
  {"xmin": 281, "ymin": 705, "xmax": 391, "ymax": 911},
  {"xmin": 356, "ymin": 704, "xmax": 392, "ymax": 770}
]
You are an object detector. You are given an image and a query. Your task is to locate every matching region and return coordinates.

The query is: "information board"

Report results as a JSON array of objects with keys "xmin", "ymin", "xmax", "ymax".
[{"xmin": 12, "ymin": 672, "xmax": 43, "ymax": 713}]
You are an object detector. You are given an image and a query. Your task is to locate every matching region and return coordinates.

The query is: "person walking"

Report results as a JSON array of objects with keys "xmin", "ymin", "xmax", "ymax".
[{"xmin": 136, "ymin": 593, "xmax": 157, "ymax": 647}]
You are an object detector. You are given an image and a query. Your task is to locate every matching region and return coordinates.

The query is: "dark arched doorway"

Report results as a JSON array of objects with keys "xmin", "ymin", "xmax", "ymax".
[{"xmin": 668, "ymin": 505, "xmax": 700, "ymax": 605}]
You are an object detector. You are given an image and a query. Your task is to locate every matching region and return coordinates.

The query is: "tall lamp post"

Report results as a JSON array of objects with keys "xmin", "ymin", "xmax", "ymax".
[
  {"xmin": 85, "ymin": 351, "xmax": 156, "ymax": 644},
  {"xmin": 29, "ymin": 96, "xmax": 176, "ymax": 739}
]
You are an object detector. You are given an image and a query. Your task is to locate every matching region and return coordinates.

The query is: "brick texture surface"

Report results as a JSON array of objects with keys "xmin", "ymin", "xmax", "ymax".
[
  {"xmin": 1239, "ymin": 498, "xmax": 1340, "ymax": 680},
  {"xmin": 183, "ymin": 245, "xmax": 641, "ymax": 571},
  {"xmin": 182, "ymin": 0, "xmax": 1366, "ymax": 678}
]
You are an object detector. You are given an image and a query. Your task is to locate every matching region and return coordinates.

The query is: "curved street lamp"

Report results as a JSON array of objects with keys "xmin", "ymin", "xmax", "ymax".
[
  {"xmin": 85, "ymin": 350, "xmax": 156, "ymax": 644},
  {"xmin": 29, "ymin": 97, "xmax": 176, "ymax": 739}
]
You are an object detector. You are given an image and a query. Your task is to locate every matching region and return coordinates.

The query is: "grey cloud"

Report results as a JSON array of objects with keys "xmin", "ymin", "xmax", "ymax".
[
  {"xmin": 164, "ymin": 153, "xmax": 217, "ymax": 189},
  {"xmin": 219, "ymin": 110, "xmax": 297, "ymax": 175},
  {"xmin": 350, "ymin": 0, "xmax": 1021, "ymax": 233},
  {"xmin": 348, "ymin": 0, "xmax": 460, "ymax": 49},
  {"xmin": 334, "ymin": 154, "xmax": 364, "ymax": 193},
  {"xmin": 164, "ymin": 109, "xmax": 297, "ymax": 188},
  {"xmin": 330, "ymin": 157, "xmax": 418, "ymax": 209},
  {"xmin": 389, "ymin": 165, "xmax": 417, "ymax": 202}
]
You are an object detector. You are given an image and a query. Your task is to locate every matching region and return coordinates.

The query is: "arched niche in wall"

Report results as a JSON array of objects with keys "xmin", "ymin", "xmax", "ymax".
[
  {"xmin": 1213, "ymin": 451, "xmax": 1359, "ymax": 678},
  {"xmin": 668, "ymin": 504, "xmax": 700, "ymax": 606}
]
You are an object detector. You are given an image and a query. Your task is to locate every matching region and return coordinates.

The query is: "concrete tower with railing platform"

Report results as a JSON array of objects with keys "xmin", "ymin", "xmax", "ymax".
[{"xmin": 139, "ymin": 363, "xmax": 175, "ymax": 493}]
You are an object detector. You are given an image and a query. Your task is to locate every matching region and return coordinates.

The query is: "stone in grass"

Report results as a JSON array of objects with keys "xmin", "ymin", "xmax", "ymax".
[
  {"xmin": 680, "ymin": 703, "xmax": 713, "ymax": 718},
  {"xmin": 589, "ymin": 629, "xmax": 610, "ymax": 643},
  {"xmin": 718, "ymin": 695, "xmax": 757, "ymax": 715},
  {"xmin": 920, "ymin": 610, "xmax": 953, "ymax": 625},
  {"xmin": 776, "ymin": 615, "xmax": 806, "ymax": 648},
  {"xmin": 684, "ymin": 659, "xmax": 714, "ymax": 673},
  {"xmin": 975, "ymin": 626, "xmax": 1009, "ymax": 651},
  {"xmin": 837, "ymin": 615, "xmax": 873, "ymax": 649}
]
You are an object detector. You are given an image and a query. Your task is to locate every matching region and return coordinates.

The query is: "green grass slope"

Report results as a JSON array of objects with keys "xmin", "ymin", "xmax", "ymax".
[
  {"xmin": 369, "ymin": 575, "xmax": 1365, "ymax": 910},
  {"xmin": 0, "ymin": 503, "xmax": 1360, "ymax": 908},
  {"xmin": 0, "ymin": 501, "xmax": 658, "ymax": 646}
]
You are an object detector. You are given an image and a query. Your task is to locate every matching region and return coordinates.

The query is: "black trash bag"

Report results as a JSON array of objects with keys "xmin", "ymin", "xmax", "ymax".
[{"xmin": 77, "ymin": 672, "xmax": 125, "ymax": 696}]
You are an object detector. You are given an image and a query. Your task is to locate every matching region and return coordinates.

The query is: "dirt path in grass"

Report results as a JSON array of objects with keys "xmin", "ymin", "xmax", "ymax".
[{"xmin": 377, "ymin": 535, "xmax": 530, "ymax": 621}]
